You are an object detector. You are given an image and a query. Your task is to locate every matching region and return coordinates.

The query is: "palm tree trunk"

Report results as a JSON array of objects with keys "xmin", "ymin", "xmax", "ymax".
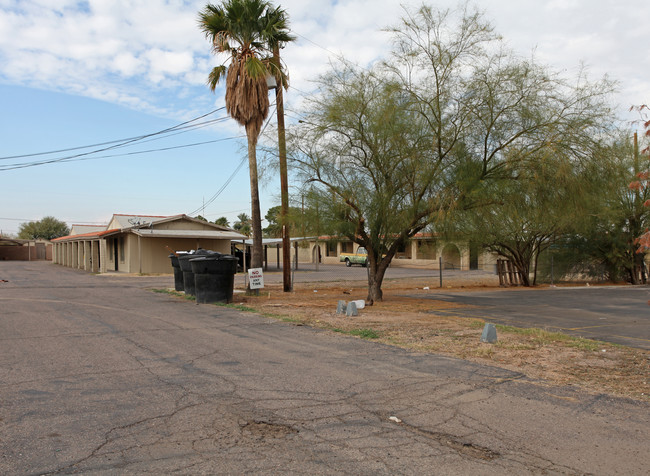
[{"xmin": 246, "ymin": 125, "xmax": 263, "ymax": 270}]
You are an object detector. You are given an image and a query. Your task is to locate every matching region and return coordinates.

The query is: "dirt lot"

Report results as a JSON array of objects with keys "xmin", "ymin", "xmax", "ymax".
[{"xmin": 223, "ymin": 276, "xmax": 650, "ymax": 401}]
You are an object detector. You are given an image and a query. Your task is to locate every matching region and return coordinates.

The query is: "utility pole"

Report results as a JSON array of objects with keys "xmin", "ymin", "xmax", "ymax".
[{"xmin": 274, "ymin": 45, "xmax": 292, "ymax": 292}]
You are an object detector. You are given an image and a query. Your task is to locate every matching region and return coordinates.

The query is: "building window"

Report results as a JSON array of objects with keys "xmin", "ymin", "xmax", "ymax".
[
  {"xmin": 341, "ymin": 242, "xmax": 353, "ymax": 253},
  {"xmin": 395, "ymin": 240, "xmax": 413, "ymax": 259},
  {"xmin": 109, "ymin": 240, "xmax": 114, "ymax": 261},
  {"xmin": 326, "ymin": 241, "xmax": 337, "ymax": 257}
]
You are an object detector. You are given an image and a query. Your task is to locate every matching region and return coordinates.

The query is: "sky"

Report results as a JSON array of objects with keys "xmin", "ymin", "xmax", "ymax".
[{"xmin": 1, "ymin": 0, "xmax": 648, "ymax": 236}]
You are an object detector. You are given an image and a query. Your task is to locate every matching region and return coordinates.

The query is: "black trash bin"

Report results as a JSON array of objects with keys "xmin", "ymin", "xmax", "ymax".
[
  {"xmin": 190, "ymin": 254, "xmax": 238, "ymax": 304},
  {"xmin": 177, "ymin": 250, "xmax": 211, "ymax": 296},
  {"xmin": 168, "ymin": 252, "xmax": 187, "ymax": 292}
]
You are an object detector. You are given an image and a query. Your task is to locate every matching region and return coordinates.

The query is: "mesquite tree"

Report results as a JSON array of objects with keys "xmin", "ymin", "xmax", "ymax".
[{"xmin": 288, "ymin": 4, "xmax": 615, "ymax": 300}]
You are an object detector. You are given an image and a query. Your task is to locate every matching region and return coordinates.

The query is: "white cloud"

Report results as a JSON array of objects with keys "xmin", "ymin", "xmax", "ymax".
[
  {"xmin": 0, "ymin": 0, "xmax": 647, "ymax": 121},
  {"xmin": 145, "ymin": 49, "xmax": 194, "ymax": 76},
  {"xmin": 113, "ymin": 52, "xmax": 143, "ymax": 77}
]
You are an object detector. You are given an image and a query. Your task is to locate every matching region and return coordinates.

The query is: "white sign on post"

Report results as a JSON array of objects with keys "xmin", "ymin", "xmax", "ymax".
[{"xmin": 248, "ymin": 268, "xmax": 264, "ymax": 289}]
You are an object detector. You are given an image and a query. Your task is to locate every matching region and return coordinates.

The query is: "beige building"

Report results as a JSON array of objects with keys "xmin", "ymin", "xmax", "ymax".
[
  {"xmin": 262, "ymin": 234, "xmax": 497, "ymax": 271},
  {"xmin": 52, "ymin": 214, "xmax": 246, "ymax": 274}
]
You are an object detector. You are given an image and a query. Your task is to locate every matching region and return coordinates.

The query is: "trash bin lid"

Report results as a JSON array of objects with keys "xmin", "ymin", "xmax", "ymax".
[{"xmin": 190, "ymin": 252, "xmax": 224, "ymax": 261}]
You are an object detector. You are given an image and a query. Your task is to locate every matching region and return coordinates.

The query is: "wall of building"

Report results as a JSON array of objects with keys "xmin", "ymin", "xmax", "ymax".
[
  {"xmin": 54, "ymin": 230, "xmax": 235, "ymax": 275},
  {"xmin": 137, "ymin": 237, "xmax": 232, "ymax": 274},
  {"xmin": 126, "ymin": 234, "xmax": 138, "ymax": 273},
  {"xmin": 295, "ymin": 238, "xmax": 499, "ymax": 271}
]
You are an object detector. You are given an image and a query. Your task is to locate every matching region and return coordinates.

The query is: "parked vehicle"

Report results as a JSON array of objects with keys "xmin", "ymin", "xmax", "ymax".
[{"xmin": 340, "ymin": 247, "xmax": 368, "ymax": 267}]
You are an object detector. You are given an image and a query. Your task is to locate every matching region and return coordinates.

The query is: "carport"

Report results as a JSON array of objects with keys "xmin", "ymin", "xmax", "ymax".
[{"xmin": 0, "ymin": 237, "xmax": 50, "ymax": 261}]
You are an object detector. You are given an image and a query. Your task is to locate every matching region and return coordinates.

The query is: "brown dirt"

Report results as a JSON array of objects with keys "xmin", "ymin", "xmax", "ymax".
[{"xmin": 230, "ymin": 276, "xmax": 649, "ymax": 401}]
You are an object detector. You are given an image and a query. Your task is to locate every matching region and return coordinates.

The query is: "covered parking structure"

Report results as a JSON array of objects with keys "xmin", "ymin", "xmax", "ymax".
[{"xmin": 0, "ymin": 237, "xmax": 51, "ymax": 261}]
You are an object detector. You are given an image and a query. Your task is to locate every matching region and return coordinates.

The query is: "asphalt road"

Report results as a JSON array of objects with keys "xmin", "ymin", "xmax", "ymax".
[
  {"xmin": 1, "ymin": 262, "xmax": 648, "ymax": 475},
  {"xmin": 412, "ymin": 286, "xmax": 650, "ymax": 350}
]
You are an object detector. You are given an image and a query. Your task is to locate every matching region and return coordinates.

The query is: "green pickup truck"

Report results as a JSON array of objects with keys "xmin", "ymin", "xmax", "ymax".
[{"xmin": 340, "ymin": 247, "xmax": 368, "ymax": 267}]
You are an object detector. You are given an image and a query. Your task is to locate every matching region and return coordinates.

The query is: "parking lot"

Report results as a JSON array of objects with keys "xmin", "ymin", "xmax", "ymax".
[
  {"xmin": 413, "ymin": 286, "xmax": 650, "ymax": 349},
  {"xmin": 249, "ymin": 264, "xmax": 650, "ymax": 350},
  {"xmin": 1, "ymin": 261, "xmax": 648, "ymax": 474}
]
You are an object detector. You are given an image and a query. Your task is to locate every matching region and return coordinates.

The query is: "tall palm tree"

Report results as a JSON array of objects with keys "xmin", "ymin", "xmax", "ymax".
[{"xmin": 199, "ymin": 0, "xmax": 293, "ymax": 270}]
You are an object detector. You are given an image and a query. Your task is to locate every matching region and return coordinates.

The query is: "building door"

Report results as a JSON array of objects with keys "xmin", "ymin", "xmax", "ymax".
[
  {"xmin": 113, "ymin": 239, "xmax": 119, "ymax": 271},
  {"xmin": 469, "ymin": 242, "xmax": 479, "ymax": 270}
]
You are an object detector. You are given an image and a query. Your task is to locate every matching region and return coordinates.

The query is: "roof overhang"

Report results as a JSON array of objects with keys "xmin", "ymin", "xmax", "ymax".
[
  {"xmin": 52, "ymin": 229, "xmax": 121, "ymax": 242},
  {"xmin": 132, "ymin": 229, "xmax": 247, "ymax": 240},
  {"xmin": 234, "ymin": 237, "xmax": 319, "ymax": 246}
]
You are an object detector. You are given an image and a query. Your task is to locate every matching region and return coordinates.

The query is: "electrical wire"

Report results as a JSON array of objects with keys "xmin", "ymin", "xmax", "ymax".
[
  {"xmin": 1, "ymin": 131, "xmax": 229, "ymax": 171},
  {"xmin": 2, "ymin": 27, "xmax": 374, "ymax": 170},
  {"xmin": 0, "ymin": 110, "xmax": 234, "ymax": 171},
  {"xmin": 0, "ymin": 107, "xmax": 226, "ymax": 161},
  {"xmin": 292, "ymin": 30, "xmax": 346, "ymax": 63},
  {"xmin": 6, "ymin": 135, "xmax": 248, "ymax": 169},
  {"xmin": 0, "ymin": 30, "xmax": 334, "ymax": 171},
  {"xmin": 186, "ymin": 158, "xmax": 248, "ymax": 218},
  {"xmin": 0, "ymin": 117, "xmax": 236, "ymax": 171},
  {"xmin": 186, "ymin": 105, "xmax": 278, "ymax": 218}
]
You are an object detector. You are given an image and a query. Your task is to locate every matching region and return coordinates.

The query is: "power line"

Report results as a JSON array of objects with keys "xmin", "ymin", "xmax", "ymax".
[
  {"xmin": 0, "ymin": 107, "xmax": 226, "ymax": 161},
  {"xmin": 202, "ymin": 208, "xmax": 251, "ymax": 217},
  {"xmin": 0, "ymin": 31, "xmax": 333, "ymax": 172},
  {"xmin": 292, "ymin": 30, "xmax": 345, "ymax": 63},
  {"xmin": 186, "ymin": 105, "xmax": 278, "ymax": 218},
  {"xmin": 186, "ymin": 158, "xmax": 248, "ymax": 217},
  {"xmin": 2, "ymin": 28, "xmax": 367, "ymax": 169},
  {"xmin": 49, "ymin": 135, "xmax": 245, "ymax": 166},
  {"xmin": 0, "ymin": 217, "xmax": 37, "ymax": 222},
  {"xmin": 0, "ymin": 101, "xmax": 288, "ymax": 172},
  {"xmin": 0, "ymin": 112, "xmax": 239, "ymax": 171},
  {"xmin": 0, "ymin": 117, "xmax": 236, "ymax": 170}
]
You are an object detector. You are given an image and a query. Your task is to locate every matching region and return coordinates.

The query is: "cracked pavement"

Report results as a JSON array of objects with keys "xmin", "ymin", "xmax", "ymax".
[{"xmin": 1, "ymin": 262, "xmax": 648, "ymax": 474}]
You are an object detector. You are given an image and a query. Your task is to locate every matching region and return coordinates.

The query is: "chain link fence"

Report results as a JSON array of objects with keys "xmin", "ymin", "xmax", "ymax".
[{"xmin": 233, "ymin": 240, "xmax": 649, "ymax": 290}]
